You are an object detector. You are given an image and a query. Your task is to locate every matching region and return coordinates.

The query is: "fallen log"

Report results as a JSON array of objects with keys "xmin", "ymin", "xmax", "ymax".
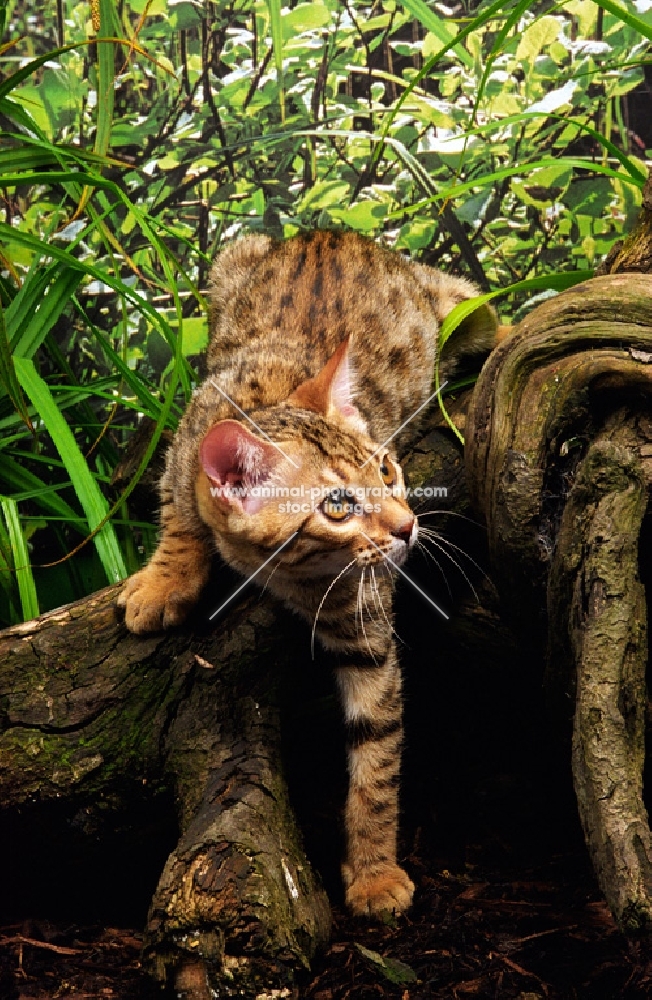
[{"xmin": 0, "ymin": 581, "xmax": 331, "ymax": 998}]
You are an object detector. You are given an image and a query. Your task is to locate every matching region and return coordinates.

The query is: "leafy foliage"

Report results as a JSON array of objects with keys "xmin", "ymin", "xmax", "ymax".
[{"xmin": 0, "ymin": 0, "xmax": 650, "ymax": 623}]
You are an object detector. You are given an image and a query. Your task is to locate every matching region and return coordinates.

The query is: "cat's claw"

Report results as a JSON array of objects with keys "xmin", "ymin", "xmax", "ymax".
[
  {"xmin": 117, "ymin": 566, "xmax": 202, "ymax": 633},
  {"xmin": 343, "ymin": 863, "xmax": 414, "ymax": 917}
]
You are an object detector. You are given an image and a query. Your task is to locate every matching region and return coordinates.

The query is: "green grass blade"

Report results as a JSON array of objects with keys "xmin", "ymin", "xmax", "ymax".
[
  {"xmin": 387, "ymin": 155, "xmax": 643, "ymax": 219},
  {"xmin": 0, "ymin": 134, "xmax": 130, "ymax": 170},
  {"xmin": 0, "ymin": 147, "xmax": 65, "ymax": 171},
  {"xmin": 0, "ymin": 97, "xmax": 47, "ymax": 138},
  {"xmin": 591, "ymin": 0, "xmax": 652, "ymax": 40},
  {"xmin": 266, "ymin": 0, "xmax": 285, "ymax": 122},
  {"xmin": 438, "ymin": 270, "xmax": 595, "ymax": 351},
  {"xmin": 0, "ymin": 511, "xmax": 20, "ymax": 622},
  {"xmin": 14, "ymin": 358, "xmax": 127, "ymax": 584},
  {"xmin": 434, "ymin": 270, "xmax": 594, "ymax": 444},
  {"xmin": 72, "ymin": 299, "xmax": 164, "ymax": 421},
  {"xmin": 0, "ymin": 496, "xmax": 39, "ymax": 620},
  {"xmin": 452, "ymin": 112, "xmax": 648, "ymax": 185},
  {"xmin": 0, "ymin": 223, "xmax": 182, "ymax": 358},
  {"xmin": 95, "ymin": 0, "xmax": 117, "ymax": 157},
  {"xmin": 398, "ymin": 0, "xmax": 472, "ymax": 67},
  {"xmin": 0, "ymin": 169, "xmax": 117, "ymax": 190},
  {"xmin": 0, "ymin": 303, "xmax": 32, "ymax": 428},
  {"xmin": 9, "ymin": 265, "xmax": 83, "ymax": 359},
  {"xmin": 0, "ymin": 454, "xmax": 87, "ymax": 526}
]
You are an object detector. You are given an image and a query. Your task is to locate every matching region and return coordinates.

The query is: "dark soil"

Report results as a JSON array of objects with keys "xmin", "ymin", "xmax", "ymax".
[{"xmin": 2, "ymin": 844, "xmax": 651, "ymax": 999}]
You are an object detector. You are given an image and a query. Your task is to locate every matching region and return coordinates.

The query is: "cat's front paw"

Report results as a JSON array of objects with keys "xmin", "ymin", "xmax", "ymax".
[
  {"xmin": 117, "ymin": 565, "xmax": 203, "ymax": 633},
  {"xmin": 343, "ymin": 863, "xmax": 414, "ymax": 917}
]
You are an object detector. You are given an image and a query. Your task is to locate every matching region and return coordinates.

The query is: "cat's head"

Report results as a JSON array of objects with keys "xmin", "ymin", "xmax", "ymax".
[{"xmin": 195, "ymin": 339, "xmax": 417, "ymax": 583}]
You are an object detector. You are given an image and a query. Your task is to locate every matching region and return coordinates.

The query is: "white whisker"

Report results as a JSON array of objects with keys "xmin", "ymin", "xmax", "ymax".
[
  {"xmin": 371, "ymin": 566, "xmax": 401, "ymax": 642},
  {"xmin": 418, "ymin": 526, "xmax": 490, "ymax": 582},
  {"xmin": 361, "ymin": 567, "xmax": 379, "ymax": 628},
  {"xmin": 260, "ymin": 557, "xmax": 282, "ymax": 596},
  {"xmin": 358, "ymin": 567, "xmax": 378, "ymax": 664},
  {"xmin": 418, "ymin": 528, "xmax": 480, "ymax": 602},
  {"xmin": 311, "ymin": 558, "xmax": 357, "ymax": 659},
  {"xmin": 414, "ymin": 538, "xmax": 453, "ymax": 598}
]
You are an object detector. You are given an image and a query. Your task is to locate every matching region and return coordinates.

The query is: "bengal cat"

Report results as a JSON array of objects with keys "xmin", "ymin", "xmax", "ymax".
[{"xmin": 118, "ymin": 230, "xmax": 497, "ymax": 916}]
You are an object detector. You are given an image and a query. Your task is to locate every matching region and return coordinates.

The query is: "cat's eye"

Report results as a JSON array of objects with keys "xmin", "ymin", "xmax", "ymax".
[
  {"xmin": 380, "ymin": 455, "xmax": 395, "ymax": 486},
  {"xmin": 321, "ymin": 489, "xmax": 353, "ymax": 522}
]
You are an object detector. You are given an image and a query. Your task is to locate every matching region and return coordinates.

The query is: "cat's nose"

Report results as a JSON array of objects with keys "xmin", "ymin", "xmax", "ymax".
[{"xmin": 391, "ymin": 517, "xmax": 415, "ymax": 545}]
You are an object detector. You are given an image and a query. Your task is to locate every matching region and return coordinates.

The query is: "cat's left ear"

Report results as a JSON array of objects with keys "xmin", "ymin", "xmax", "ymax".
[{"xmin": 287, "ymin": 338, "xmax": 368, "ymax": 434}]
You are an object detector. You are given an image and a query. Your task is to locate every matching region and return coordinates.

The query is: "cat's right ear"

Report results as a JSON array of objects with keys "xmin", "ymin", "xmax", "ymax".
[
  {"xmin": 199, "ymin": 419, "xmax": 283, "ymax": 514},
  {"xmin": 287, "ymin": 338, "xmax": 368, "ymax": 434}
]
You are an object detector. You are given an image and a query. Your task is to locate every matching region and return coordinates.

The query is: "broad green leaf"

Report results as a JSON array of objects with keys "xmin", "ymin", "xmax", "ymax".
[
  {"xmin": 329, "ymin": 201, "xmax": 387, "ymax": 231},
  {"xmin": 516, "ymin": 16, "xmax": 562, "ymax": 62},
  {"xmin": 169, "ymin": 2, "xmax": 203, "ymax": 29},
  {"xmin": 179, "ymin": 316, "xmax": 209, "ymax": 356},
  {"xmin": 355, "ymin": 945, "xmax": 417, "ymax": 986},
  {"xmin": 282, "ymin": 2, "xmax": 331, "ymax": 38},
  {"xmin": 298, "ymin": 180, "xmax": 351, "ymax": 212},
  {"xmin": 512, "ymin": 163, "xmax": 573, "ymax": 208}
]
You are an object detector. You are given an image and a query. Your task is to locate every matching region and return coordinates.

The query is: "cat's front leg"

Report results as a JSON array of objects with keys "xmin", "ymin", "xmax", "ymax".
[
  {"xmin": 118, "ymin": 503, "xmax": 211, "ymax": 633},
  {"xmin": 336, "ymin": 645, "xmax": 414, "ymax": 917}
]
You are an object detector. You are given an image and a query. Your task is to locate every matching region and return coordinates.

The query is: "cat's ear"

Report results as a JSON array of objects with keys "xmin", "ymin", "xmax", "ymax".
[
  {"xmin": 288, "ymin": 338, "xmax": 368, "ymax": 433},
  {"xmin": 199, "ymin": 419, "xmax": 282, "ymax": 514}
]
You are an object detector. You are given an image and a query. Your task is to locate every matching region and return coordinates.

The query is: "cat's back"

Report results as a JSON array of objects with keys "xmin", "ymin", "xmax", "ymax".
[
  {"xmin": 206, "ymin": 230, "xmax": 439, "ymax": 373},
  {"xmin": 205, "ymin": 230, "xmax": 492, "ymax": 442}
]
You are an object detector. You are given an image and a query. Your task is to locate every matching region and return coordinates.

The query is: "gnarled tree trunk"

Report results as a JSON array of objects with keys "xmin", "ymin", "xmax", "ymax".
[{"xmin": 466, "ymin": 271, "xmax": 652, "ymax": 932}]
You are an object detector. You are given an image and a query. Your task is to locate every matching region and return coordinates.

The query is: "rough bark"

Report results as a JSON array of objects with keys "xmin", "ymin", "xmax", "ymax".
[
  {"xmin": 549, "ymin": 419, "xmax": 651, "ymax": 932},
  {"xmin": 0, "ymin": 583, "xmax": 331, "ymax": 997},
  {"xmin": 466, "ymin": 272, "xmax": 652, "ymax": 932}
]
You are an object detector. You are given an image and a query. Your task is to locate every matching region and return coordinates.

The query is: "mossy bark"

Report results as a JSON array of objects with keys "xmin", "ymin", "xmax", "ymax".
[
  {"xmin": 0, "ymin": 584, "xmax": 331, "ymax": 997},
  {"xmin": 466, "ymin": 272, "xmax": 652, "ymax": 933}
]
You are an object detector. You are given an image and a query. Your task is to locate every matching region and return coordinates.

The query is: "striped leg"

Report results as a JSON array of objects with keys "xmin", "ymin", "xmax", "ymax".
[
  {"xmin": 336, "ymin": 644, "xmax": 414, "ymax": 916},
  {"xmin": 118, "ymin": 497, "xmax": 211, "ymax": 633}
]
